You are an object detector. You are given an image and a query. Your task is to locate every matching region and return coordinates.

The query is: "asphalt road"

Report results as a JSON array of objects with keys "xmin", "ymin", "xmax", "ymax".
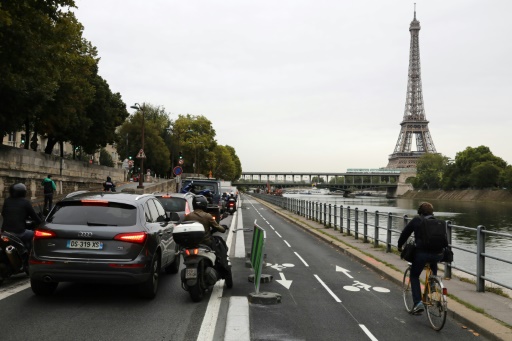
[
  {"xmin": 0, "ymin": 194, "xmax": 489, "ymax": 340},
  {"xmin": 224, "ymin": 194, "xmax": 487, "ymax": 341},
  {"xmin": 0, "ymin": 214, "xmax": 236, "ymax": 341}
]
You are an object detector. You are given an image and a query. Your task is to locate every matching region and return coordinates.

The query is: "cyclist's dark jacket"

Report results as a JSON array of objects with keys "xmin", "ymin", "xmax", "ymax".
[
  {"xmin": 397, "ymin": 214, "xmax": 443, "ymax": 252},
  {"xmin": 1, "ymin": 197, "xmax": 42, "ymax": 234}
]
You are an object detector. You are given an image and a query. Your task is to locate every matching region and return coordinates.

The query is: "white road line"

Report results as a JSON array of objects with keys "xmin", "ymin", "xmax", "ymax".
[
  {"xmin": 0, "ymin": 280, "xmax": 30, "ymax": 300},
  {"xmin": 197, "ymin": 280, "xmax": 225, "ymax": 341},
  {"xmin": 224, "ymin": 297, "xmax": 250, "ymax": 341},
  {"xmin": 314, "ymin": 274, "xmax": 341, "ymax": 303},
  {"xmin": 284, "ymin": 240, "xmax": 291, "ymax": 247},
  {"xmin": 359, "ymin": 324, "xmax": 379, "ymax": 341},
  {"xmin": 294, "ymin": 252, "xmax": 309, "ymax": 267},
  {"xmin": 275, "ymin": 231, "xmax": 282, "ymax": 238}
]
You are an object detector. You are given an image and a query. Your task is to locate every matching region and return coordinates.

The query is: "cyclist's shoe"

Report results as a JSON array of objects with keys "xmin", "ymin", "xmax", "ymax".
[{"xmin": 412, "ymin": 302, "xmax": 425, "ymax": 314}]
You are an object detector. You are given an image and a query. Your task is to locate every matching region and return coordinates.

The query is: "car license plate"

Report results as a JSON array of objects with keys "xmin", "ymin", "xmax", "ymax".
[
  {"xmin": 185, "ymin": 268, "xmax": 197, "ymax": 279},
  {"xmin": 67, "ymin": 240, "xmax": 103, "ymax": 250}
]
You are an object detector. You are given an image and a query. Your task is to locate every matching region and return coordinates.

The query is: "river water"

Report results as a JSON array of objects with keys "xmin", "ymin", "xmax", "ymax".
[{"xmin": 284, "ymin": 193, "xmax": 512, "ymax": 288}]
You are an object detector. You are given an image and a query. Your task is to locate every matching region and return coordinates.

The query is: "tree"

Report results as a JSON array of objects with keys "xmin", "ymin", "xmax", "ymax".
[
  {"xmin": 443, "ymin": 146, "xmax": 507, "ymax": 189},
  {"xmin": 212, "ymin": 145, "xmax": 236, "ymax": 181},
  {"xmin": 38, "ymin": 12, "xmax": 98, "ymax": 155},
  {"xmin": 413, "ymin": 153, "xmax": 449, "ymax": 189},
  {"xmin": 500, "ymin": 166, "xmax": 512, "ymax": 189},
  {"xmin": 470, "ymin": 162, "xmax": 501, "ymax": 189},
  {"xmin": 116, "ymin": 103, "xmax": 170, "ymax": 176},
  {"xmin": 225, "ymin": 145, "xmax": 242, "ymax": 180},
  {"xmin": 99, "ymin": 148, "xmax": 114, "ymax": 167},
  {"xmin": 0, "ymin": 0, "xmax": 76, "ymax": 139},
  {"xmin": 171, "ymin": 114, "xmax": 217, "ymax": 174}
]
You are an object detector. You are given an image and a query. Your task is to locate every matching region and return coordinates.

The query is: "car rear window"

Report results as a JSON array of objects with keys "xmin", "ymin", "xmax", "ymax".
[
  {"xmin": 47, "ymin": 201, "xmax": 137, "ymax": 226},
  {"xmin": 157, "ymin": 197, "xmax": 186, "ymax": 212}
]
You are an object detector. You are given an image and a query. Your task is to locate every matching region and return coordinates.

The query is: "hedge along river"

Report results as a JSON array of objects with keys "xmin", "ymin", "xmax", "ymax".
[{"xmin": 284, "ymin": 193, "xmax": 512, "ymax": 287}]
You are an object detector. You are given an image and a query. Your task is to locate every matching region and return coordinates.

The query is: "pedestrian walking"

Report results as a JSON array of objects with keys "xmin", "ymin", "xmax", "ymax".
[{"xmin": 41, "ymin": 174, "xmax": 56, "ymax": 214}]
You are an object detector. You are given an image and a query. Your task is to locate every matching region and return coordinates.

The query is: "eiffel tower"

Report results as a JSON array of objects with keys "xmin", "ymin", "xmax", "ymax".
[{"xmin": 387, "ymin": 7, "xmax": 437, "ymax": 169}]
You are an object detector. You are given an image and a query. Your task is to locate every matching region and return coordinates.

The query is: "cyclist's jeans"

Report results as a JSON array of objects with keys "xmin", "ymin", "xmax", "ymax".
[{"xmin": 410, "ymin": 250, "xmax": 444, "ymax": 305}]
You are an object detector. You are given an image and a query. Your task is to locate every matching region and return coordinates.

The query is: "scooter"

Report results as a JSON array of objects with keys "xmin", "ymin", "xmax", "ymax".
[
  {"xmin": 0, "ymin": 230, "xmax": 32, "ymax": 285},
  {"xmin": 227, "ymin": 198, "xmax": 236, "ymax": 215},
  {"xmin": 173, "ymin": 221, "xmax": 233, "ymax": 302}
]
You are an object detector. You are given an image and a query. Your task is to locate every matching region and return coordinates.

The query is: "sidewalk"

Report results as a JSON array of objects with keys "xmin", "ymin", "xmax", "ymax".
[{"xmin": 254, "ymin": 197, "xmax": 512, "ymax": 341}]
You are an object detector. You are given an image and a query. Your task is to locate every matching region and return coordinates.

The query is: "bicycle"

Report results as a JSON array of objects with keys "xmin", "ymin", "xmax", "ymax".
[{"xmin": 402, "ymin": 262, "xmax": 448, "ymax": 330}]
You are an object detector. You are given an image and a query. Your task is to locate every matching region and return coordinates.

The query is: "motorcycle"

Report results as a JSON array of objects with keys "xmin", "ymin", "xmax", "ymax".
[
  {"xmin": 0, "ymin": 220, "xmax": 37, "ymax": 284},
  {"xmin": 227, "ymin": 198, "xmax": 236, "ymax": 215},
  {"xmin": 173, "ymin": 221, "xmax": 233, "ymax": 302}
]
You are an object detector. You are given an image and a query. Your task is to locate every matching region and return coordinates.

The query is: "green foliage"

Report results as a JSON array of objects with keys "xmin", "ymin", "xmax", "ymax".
[
  {"xmin": 116, "ymin": 103, "xmax": 170, "ymax": 176},
  {"xmin": 212, "ymin": 145, "xmax": 236, "ymax": 180},
  {"xmin": 500, "ymin": 166, "xmax": 512, "ymax": 189},
  {"xmin": 312, "ymin": 176, "xmax": 325, "ymax": 183},
  {"xmin": 413, "ymin": 153, "xmax": 449, "ymax": 189},
  {"xmin": 329, "ymin": 176, "xmax": 345, "ymax": 184},
  {"xmin": 442, "ymin": 146, "xmax": 508, "ymax": 189},
  {"xmin": 99, "ymin": 148, "xmax": 114, "ymax": 167},
  {"xmin": 470, "ymin": 161, "xmax": 501, "ymax": 188}
]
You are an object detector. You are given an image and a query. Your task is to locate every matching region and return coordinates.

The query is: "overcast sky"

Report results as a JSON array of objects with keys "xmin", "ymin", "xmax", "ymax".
[{"xmin": 73, "ymin": 0, "xmax": 512, "ymax": 173}]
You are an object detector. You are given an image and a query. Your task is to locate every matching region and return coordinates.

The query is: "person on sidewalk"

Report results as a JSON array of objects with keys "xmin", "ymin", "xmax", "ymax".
[
  {"xmin": 397, "ymin": 202, "xmax": 444, "ymax": 314},
  {"xmin": 41, "ymin": 174, "xmax": 57, "ymax": 214}
]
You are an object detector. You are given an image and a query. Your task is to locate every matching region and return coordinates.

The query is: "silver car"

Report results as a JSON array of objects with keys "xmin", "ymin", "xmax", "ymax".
[{"xmin": 29, "ymin": 192, "xmax": 180, "ymax": 299}]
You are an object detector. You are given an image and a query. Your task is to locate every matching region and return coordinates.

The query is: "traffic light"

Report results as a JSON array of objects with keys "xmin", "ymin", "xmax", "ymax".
[
  {"xmin": 129, "ymin": 156, "xmax": 132, "ymax": 160},
  {"xmin": 21, "ymin": 134, "xmax": 25, "ymax": 144},
  {"xmin": 179, "ymin": 151, "xmax": 183, "ymax": 159}
]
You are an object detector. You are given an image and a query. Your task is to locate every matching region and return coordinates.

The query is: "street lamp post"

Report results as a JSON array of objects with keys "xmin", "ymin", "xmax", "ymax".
[{"xmin": 130, "ymin": 103, "xmax": 145, "ymax": 189}]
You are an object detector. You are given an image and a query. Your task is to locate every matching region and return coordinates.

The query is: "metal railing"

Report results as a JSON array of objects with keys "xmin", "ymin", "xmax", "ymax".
[{"xmin": 252, "ymin": 194, "xmax": 512, "ymax": 292}]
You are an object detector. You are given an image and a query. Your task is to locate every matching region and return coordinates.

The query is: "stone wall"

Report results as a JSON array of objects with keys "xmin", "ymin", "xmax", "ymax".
[{"xmin": 0, "ymin": 144, "xmax": 126, "ymax": 205}]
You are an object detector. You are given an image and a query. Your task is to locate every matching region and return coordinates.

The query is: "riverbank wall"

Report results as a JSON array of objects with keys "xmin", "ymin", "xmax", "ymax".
[{"xmin": 400, "ymin": 189, "xmax": 512, "ymax": 202}]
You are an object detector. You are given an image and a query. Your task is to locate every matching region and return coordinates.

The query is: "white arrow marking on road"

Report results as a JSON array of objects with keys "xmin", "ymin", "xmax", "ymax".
[
  {"xmin": 336, "ymin": 265, "xmax": 353, "ymax": 279},
  {"xmin": 276, "ymin": 272, "xmax": 293, "ymax": 289}
]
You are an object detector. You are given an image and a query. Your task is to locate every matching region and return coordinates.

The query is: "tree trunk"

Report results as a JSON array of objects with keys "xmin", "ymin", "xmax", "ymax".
[{"xmin": 44, "ymin": 135, "xmax": 58, "ymax": 154}]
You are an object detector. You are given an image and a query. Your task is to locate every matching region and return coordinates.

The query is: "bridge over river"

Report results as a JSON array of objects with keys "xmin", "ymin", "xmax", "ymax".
[{"xmin": 233, "ymin": 168, "xmax": 416, "ymax": 197}]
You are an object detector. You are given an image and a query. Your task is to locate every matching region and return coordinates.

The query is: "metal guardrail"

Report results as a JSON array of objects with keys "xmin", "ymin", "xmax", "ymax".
[{"xmin": 252, "ymin": 194, "xmax": 512, "ymax": 292}]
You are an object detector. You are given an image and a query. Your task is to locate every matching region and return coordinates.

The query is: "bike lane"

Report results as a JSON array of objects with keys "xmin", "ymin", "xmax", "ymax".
[{"xmin": 231, "ymin": 195, "xmax": 485, "ymax": 341}]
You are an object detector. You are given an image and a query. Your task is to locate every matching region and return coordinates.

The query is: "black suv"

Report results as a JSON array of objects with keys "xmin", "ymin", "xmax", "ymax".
[
  {"xmin": 29, "ymin": 191, "xmax": 180, "ymax": 299},
  {"xmin": 181, "ymin": 179, "xmax": 225, "ymax": 221}
]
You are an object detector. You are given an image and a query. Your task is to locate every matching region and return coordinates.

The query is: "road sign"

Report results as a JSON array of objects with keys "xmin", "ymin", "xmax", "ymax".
[
  {"xmin": 136, "ymin": 149, "xmax": 146, "ymax": 158},
  {"xmin": 178, "ymin": 159, "xmax": 184, "ymax": 165},
  {"xmin": 173, "ymin": 166, "xmax": 183, "ymax": 176}
]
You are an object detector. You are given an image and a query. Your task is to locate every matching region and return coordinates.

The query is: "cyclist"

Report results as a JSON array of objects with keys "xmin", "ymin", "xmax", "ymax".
[{"xmin": 397, "ymin": 202, "xmax": 444, "ymax": 314}]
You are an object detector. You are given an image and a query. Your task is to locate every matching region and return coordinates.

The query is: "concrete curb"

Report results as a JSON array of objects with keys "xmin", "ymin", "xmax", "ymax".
[{"xmin": 254, "ymin": 196, "xmax": 512, "ymax": 341}]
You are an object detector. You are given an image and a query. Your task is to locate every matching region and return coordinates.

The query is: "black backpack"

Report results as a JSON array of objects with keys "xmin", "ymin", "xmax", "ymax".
[
  {"xmin": 43, "ymin": 181, "xmax": 53, "ymax": 194},
  {"xmin": 420, "ymin": 217, "xmax": 448, "ymax": 252}
]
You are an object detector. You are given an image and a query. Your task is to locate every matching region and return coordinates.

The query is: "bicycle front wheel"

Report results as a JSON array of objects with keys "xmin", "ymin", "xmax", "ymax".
[
  {"xmin": 402, "ymin": 266, "xmax": 414, "ymax": 313},
  {"xmin": 426, "ymin": 277, "xmax": 447, "ymax": 331}
]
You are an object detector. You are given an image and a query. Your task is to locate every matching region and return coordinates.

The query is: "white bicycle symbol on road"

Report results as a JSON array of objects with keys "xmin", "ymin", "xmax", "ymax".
[{"xmin": 343, "ymin": 280, "xmax": 390, "ymax": 293}]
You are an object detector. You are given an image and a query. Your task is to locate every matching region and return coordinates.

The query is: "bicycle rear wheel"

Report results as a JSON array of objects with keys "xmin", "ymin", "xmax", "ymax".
[
  {"xmin": 402, "ymin": 266, "xmax": 414, "ymax": 312},
  {"xmin": 426, "ymin": 276, "xmax": 447, "ymax": 330}
]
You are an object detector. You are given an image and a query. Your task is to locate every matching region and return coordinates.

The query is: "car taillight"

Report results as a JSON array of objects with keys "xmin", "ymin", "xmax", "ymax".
[
  {"xmin": 29, "ymin": 259, "xmax": 55, "ymax": 265},
  {"xmin": 185, "ymin": 248, "xmax": 199, "ymax": 256},
  {"xmin": 34, "ymin": 229, "xmax": 56, "ymax": 239},
  {"xmin": 114, "ymin": 232, "xmax": 147, "ymax": 244}
]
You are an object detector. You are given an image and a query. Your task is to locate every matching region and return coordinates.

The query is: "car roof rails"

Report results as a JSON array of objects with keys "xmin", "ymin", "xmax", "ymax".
[{"xmin": 65, "ymin": 190, "xmax": 90, "ymax": 198}]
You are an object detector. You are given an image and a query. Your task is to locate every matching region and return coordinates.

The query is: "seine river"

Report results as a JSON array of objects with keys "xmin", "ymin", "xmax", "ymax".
[{"xmin": 284, "ymin": 193, "xmax": 512, "ymax": 288}]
